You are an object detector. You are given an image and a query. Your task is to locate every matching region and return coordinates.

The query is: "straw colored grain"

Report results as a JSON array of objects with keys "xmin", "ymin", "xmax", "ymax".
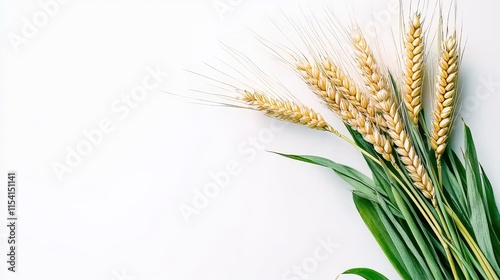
[
  {"xmin": 403, "ymin": 13, "xmax": 425, "ymax": 125},
  {"xmin": 339, "ymin": 99, "xmax": 394, "ymax": 162},
  {"xmin": 431, "ymin": 34, "xmax": 459, "ymax": 158},
  {"xmin": 240, "ymin": 90, "xmax": 335, "ymax": 132},
  {"xmin": 297, "ymin": 60, "xmax": 386, "ymax": 128},
  {"xmin": 297, "ymin": 60, "xmax": 393, "ymax": 161}
]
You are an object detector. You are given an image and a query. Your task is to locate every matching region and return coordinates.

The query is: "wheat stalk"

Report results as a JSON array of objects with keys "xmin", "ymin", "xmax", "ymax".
[
  {"xmin": 352, "ymin": 29, "xmax": 435, "ymax": 201},
  {"xmin": 431, "ymin": 33, "xmax": 459, "ymax": 158},
  {"xmin": 403, "ymin": 13, "xmax": 425, "ymax": 125},
  {"xmin": 297, "ymin": 60, "xmax": 393, "ymax": 161}
]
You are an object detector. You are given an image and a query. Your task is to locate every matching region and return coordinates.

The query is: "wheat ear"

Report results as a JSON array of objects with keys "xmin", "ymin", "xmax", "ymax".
[
  {"xmin": 321, "ymin": 59, "xmax": 388, "ymax": 129},
  {"xmin": 339, "ymin": 100, "xmax": 394, "ymax": 162},
  {"xmin": 352, "ymin": 29, "xmax": 435, "ymax": 201},
  {"xmin": 403, "ymin": 13, "xmax": 425, "ymax": 125},
  {"xmin": 296, "ymin": 61, "xmax": 342, "ymax": 111},
  {"xmin": 297, "ymin": 60, "xmax": 393, "ymax": 162},
  {"xmin": 431, "ymin": 33, "xmax": 459, "ymax": 158},
  {"xmin": 297, "ymin": 60, "xmax": 386, "ymax": 128},
  {"xmin": 240, "ymin": 90, "xmax": 338, "ymax": 133}
]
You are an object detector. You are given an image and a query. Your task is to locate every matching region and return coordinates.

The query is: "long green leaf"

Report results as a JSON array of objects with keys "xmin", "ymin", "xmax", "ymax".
[
  {"xmin": 274, "ymin": 153, "xmax": 402, "ymax": 217},
  {"xmin": 464, "ymin": 125, "xmax": 500, "ymax": 274},
  {"xmin": 481, "ymin": 168, "xmax": 500, "ymax": 237},
  {"xmin": 341, "ymin": 267, "xmax": 389, "ymax": 280},
  {"xmin": 273, "ymin": 153, "xmax": 373, "ymax": 187},
  {"xmin": 442, "ymin": 158, "xmax": 468, "ymax": 219},
  {"xmin": 481, "ymin": 167, "xmax": 500, "ymax": 265},
  {"xmin": 392, "ymin": 188, "xmax": 444, "ymax": 280},
  {"xmin": 375, "ymin": 192, "xmax": 428, "ymax": 278},
  {"xmin": 353, "ymin": 195, "xmax": 412, "ymax": 279}
]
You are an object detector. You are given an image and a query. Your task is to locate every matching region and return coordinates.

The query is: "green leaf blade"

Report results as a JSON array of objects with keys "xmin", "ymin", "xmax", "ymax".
[{"xmin": 341, "ymin": 267, "xmax": 389, "ymax": 280}]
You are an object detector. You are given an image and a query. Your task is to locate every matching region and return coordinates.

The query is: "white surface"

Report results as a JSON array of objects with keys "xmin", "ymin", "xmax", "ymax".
[{"xmin": 1, "ymin": 0, "xmax": 500, "ymax": 280}]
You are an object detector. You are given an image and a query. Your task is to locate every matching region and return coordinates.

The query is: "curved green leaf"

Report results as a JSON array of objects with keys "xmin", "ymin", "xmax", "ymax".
[
  {"xmin": 353, "ymin": 195, "xmax": 411, "ymax": 279},
  {"xmin": 341, "ymin": 267, "xmax": 389, "ymax": 280},
  {"xmin": 273, "ymin": 153, "xmax": 402, "ymax": 217},
  {"xmin": 464, "ymin": 125, "xmax": 500, "ymax": 273}
]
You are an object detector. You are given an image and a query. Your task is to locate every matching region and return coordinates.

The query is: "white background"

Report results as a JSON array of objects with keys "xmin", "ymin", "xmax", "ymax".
[{"xmin": 1, "ymin": 0, "xmax": 500, "ymax": 279}]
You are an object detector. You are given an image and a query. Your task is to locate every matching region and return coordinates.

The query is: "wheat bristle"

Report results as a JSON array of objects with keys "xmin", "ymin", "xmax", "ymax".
[
  {"xmin": 403, "ymin": 13, "xmax": 425, "ymax": 125},
  {"xmin": 431, "ymin": 33, "xmax": 459, "ymax": 158}
]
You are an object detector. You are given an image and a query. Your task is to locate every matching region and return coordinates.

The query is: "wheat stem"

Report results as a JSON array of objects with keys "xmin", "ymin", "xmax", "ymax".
[
  {"xmin": 435, "ymin": 203, "xmax": 460, "ymax": 280},
  {"xmin": 446, "ymin": 206, "xmax": 500, "ymax": 280}
]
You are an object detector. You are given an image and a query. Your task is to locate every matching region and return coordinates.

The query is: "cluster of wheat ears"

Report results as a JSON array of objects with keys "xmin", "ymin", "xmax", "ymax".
[
  {"xmin": 236, "ymin": 11, "xmax": 456, "ymax": 204},
  {"xmin": 186, "ymin": 1, "xmax": 500, "ymax": 279}
]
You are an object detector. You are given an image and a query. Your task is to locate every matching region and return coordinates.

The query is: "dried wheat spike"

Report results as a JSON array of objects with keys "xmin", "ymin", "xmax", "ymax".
[
  {"xmin": 297, "ymin": 60, "xmax": 386, "ymax": 128},
  {"xmin": 296, "ymin": 60, "xmax": 342, "ymax": 112},
  {"xmin": 240, "ymin": 90, "xmax": 337, "ymax": 133},
  {"xmin": 352, "ymin": 29, "xmax": 435, "ymax": 201},
  {"xmin": 339, "ymin": 100, "xmax": 394, "ymax": 162},
  {"xmin": 352, "ymin": 29, "xmax": 389, "ymax": 96},
  {"xmin": 297, "ymin": 60, "xmax": 393, "ymax": 161},
  {"xmin": 403, "ymin": 13, "xmax": 425, "ymax": 125},
  {"xmin": 431, "ymin": 33, "xmax": 459, "ymax": 158}
]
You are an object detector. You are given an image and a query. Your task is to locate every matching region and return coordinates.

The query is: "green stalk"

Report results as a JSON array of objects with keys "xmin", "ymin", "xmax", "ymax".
[
  {"xmin": 340, "ymin": 131, "xmax": 449, "ymax": 255},
  {"xmin": 437, "ymin": 159, "xmax": 443, "ymax": 186},
  {"xmin": 337, "ymin": 133, "xmax": 383, "ymax": 165},
  {"xmin": 392, "ymin": 188, "xmax": 444, "ymax": 279},
  {"xmin": 436, "ymin": 205, "xmax": 459, "ymax": 280},
  {"xmin": 446, "ymin": 205, "xmax": 500, "ymax": 280},
  {"xmin": 391, "ymin": 164, "xmax": 463, "ymax": 277},
  {"xmin": 337, "ymin": 132, "xmax": 442, "ymax": 239},
  {"xmin": 392, "ymin": 165, "xmax": 444, "ymax": 238}
]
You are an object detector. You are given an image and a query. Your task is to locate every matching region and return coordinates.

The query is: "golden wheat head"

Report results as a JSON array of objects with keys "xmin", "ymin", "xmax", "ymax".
[
  {"xmin": 431, "ymin": 33, "xmax": 459, "ymax": 158},
  {"xmin": 240, "ymin": 90, "xmax": 337, "ymax": 133},
  {"xmin": 403, "ymin": 13, "xmax": 425, "ymax": 125},
  {"xmin": 297, "ymin": 59, "xmax": 393, "ymax": 161}
]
